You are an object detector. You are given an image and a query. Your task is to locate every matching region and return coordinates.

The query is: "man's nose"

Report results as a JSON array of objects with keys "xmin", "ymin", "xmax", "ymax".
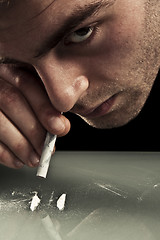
[{"xmin": 35, "ymin": 56, "xmax": 89, "ymax": 112}]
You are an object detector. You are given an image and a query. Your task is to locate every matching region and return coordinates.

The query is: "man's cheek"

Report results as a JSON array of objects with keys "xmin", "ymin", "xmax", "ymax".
[{"xmin": 105, "ymin": 4, "xmax": 145, "ymax": 59}]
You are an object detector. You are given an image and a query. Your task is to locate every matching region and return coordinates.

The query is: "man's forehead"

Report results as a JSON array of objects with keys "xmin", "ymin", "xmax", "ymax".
[
  {"xmin": 0, "ymin": 0, "xmax": 109, "ymax": 16},
  {"xmin": 0, "ymin": 0, "xmax": 116, "ymax": 63},
  {"xmin": 0, "ymin": 0, "xmax": 104, "ymax": 29}
]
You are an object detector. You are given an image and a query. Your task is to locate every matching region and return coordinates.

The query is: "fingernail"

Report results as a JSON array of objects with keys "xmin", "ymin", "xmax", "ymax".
[
  {"xmin": 15, "ymin": 160, "xmax": 24, "ymax": 168},
  {"xmin": 30, "ymin": 154, "xmax": 39, "ymax": 167},
  {"xmin": 48, "ymin": 117, "xmax": 65, "ymax": 133}
]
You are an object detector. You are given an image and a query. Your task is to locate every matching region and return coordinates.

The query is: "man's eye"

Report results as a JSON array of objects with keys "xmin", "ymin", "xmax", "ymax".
[{"xmin": 65, "ymin": 26, "xmax": 94, "ymax": 44}]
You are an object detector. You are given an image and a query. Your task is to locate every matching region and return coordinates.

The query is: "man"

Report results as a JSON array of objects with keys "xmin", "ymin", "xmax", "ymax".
[{"xmin": 0, "ymin": 0, "xmax": 159, "ymax": 168}]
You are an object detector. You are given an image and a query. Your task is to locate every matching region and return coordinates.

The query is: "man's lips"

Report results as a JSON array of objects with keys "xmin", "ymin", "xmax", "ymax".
[{"xmin": 74, "ymin": 94, "xmax": 117, "ymax": 119}]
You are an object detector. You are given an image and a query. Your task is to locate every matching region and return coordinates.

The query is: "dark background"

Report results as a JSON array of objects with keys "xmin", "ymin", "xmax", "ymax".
[{"xmin": 57, "ymin": 70, "xmax": 160, "ymax": 151}]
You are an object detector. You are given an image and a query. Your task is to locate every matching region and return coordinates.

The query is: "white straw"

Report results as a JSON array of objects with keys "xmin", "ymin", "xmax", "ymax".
[{"xmin": 36, "ymin": 132, "xmax": 57, "ymax": 178}]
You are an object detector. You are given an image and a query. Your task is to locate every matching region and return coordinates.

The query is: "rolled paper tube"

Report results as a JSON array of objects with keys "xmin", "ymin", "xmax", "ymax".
[{"xmin": 36, "ymin": 132, "xmax": 57, "ymax": 178}]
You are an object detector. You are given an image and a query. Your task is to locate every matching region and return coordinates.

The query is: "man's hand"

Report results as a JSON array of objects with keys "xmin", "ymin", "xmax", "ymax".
[{"xmin": 0, "ymin": 64, "xmax": 70, "ymax": 169}]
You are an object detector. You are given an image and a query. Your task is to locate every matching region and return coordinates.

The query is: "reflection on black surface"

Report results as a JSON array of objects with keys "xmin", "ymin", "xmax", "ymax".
[{"xmin": 1, "ymin": 152, "xmax": 160, "ymax": 239}]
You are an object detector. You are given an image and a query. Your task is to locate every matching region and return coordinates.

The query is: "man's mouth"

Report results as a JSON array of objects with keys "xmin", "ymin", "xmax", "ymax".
[{"xmin": 73, "ymin": 94, "xmax": 118, "ymax": 119}]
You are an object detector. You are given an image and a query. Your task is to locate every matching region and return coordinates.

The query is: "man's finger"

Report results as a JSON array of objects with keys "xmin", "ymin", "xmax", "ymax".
[
  {"xmin": 0, "ymin": 142, "xmax": 24, "ymax": 169},
  {"xmin": 0, "ymin": 78, "xmax": 46, "ymax": 155},
  {"xmin": 0, "ymin": 65, "xmax": 71, "ymax": 136},
  {"xmin": 0, "ymin": 110, "xmax": 40, "ymax": 167}
]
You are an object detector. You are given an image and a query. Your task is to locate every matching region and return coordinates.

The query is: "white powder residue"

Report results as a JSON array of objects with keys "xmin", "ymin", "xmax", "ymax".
[
  {"xmin": 1, "ymin": 189, "xmax": 67, "ymax": 213},
  {"xmin": 95, "ymin": 183, "xmax": 128, "ymax": 198},
  {"xmin": 0, "ymin": 191, "xmax": 30, "ymax": 213},
  {"xmin": 48, "ymin": 191, "xmax": 54, "ymax": 206},
  {"xmin": 30, "ymin": 192, "xmax": 41, "ymax": 212},
  {"xmin": 57, "ymin": 193, "xmax": 67, "ymax": 211}
]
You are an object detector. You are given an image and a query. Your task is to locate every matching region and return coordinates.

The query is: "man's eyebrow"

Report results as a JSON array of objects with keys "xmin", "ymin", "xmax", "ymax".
[
  {"xmin": 34, "ymin": 0, "xmax": 115, "ymax": 58},
  {"xmin": 0, "ymin": 0, "xmax": 116, "ymax": 65}
]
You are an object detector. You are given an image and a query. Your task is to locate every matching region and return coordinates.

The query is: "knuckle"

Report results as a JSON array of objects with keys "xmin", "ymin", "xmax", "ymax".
[
  {"xmin": 28, "ymin": 122, "xmax": 40, "ymax": 137},
  {"xmin": 12, "ymin": 138, "xmax": 33, "ymax": 165},
  {"xmin": 12, "ymin": 68, "xmax": 38, "ymax": 90},
  {"xmin": 0, "ymin": 143, "xmax": 12, "ymax": 166},
  {"xmin": 5, "ymin": 88, "xmax": 21, "ymax": 106},
  {"xmin": 0, "ymin": 64, "xmax": 26, "ymax": 89},
  {"xmin": 0, "ymin": 143, "xmax": 22, "ymax": 169},
  {"xmin": 12, "ymin": 71, "xmax": 29, "ymax": 89},
  {"xmin": 0, "ymin": 81, "xmax": 22, "ymax": 107},
  {"xmin": 28, "ymin": 120, "xmax": 45, "ymax": 140},
  {"xmin": 13, "ymin": 140, "xmax": 26, "ymax": 154}
]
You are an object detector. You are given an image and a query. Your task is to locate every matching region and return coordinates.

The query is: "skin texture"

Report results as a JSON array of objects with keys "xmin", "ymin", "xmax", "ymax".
[{"xmin": 0, "ymin": 0, "xmax": 160, "ymax": 168}]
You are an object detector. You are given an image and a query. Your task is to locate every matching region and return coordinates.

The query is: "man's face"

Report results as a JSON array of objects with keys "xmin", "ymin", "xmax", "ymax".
[{"xmin": 0, "ymin": 0, "xmax": 160, "ymax": 129}]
